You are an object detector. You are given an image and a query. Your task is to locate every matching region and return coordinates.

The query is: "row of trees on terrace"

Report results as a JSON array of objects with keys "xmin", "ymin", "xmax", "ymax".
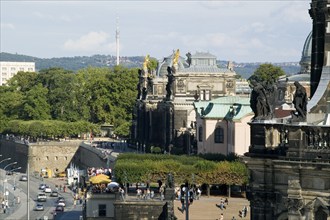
[
  {"xmin": 5, "ymin": 120, "xmax": 98, "ymax": 141},
  {"xmin": 114, "ymin": 153, "xmax": 248, "ymax": 195},
  {"xmin": 0, "ymin": 66, "xmax": 139, "ymax": 138}
]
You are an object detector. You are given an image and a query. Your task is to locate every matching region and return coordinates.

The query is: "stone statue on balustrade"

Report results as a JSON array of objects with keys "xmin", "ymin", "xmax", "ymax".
[
  {"xmin": 291, "ymin": 81, "xmax": 308, "ymax": 122},
  {"xmin": 166, "ymin": 66, "xmax": 175, "ymax": 100},
  {"xmin": 136, "ymin": 69, "xmax": 143, "ymax": 100},
  {"xmin": 249, "ymin": 80, "xmax": 273, "ymax": 120}
]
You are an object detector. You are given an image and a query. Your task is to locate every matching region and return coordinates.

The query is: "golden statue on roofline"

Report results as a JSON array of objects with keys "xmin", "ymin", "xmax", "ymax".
[
  {"xmin": 173, "ymin": 49, "xmax": 180, "ymax": 66},
  {"xmin": 143, "ymin": 54, "xmax": 150, "ymax": 71}
]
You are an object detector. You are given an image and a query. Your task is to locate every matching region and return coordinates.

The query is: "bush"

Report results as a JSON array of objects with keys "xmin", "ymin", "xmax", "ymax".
[{"xmin": 152, "ymin": 147, "xmax": 162, "ymax": 154}]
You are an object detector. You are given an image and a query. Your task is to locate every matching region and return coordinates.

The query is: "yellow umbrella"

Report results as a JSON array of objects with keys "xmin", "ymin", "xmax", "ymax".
[
  {"xmin": 89, "ymin": 174, "xmax": 111, "ymax": 184},
  {"xmin": 90, "ymin": 178, "xmax": 111, "ymax": 184}
]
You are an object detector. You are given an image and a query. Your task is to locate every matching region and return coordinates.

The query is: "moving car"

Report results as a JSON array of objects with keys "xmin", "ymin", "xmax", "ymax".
[
  {"xmin": 37, "ymin": 193, "xmax": 47, "ymax": 202},
  {"xmin": 44, "ymin": 187, "xmax": 52, "ymax": 193},
  {"xmin": 34, "ymin": 203, "xmax": 44, "ymax": 211},
  {"xmin": 39, "ymin": 183, "xmax": 47, "ymax": 190},
  {"xmin": 50, "ymin": 191, "xmax": 59, "ymax": 197},
  {"xmin": 19, "ymin": 175, "xmax": 28, "ymax": 181},
  {"xmin": 55, "ymin": 205, "xmax": 64, "ymax": 212},
  {"xmin": 56, "ymin": 197, "xmax": 65, "ymax": 202},
  {"xmin": 57, "ymin": 200, "xmax": 66, "ymax": 207}
]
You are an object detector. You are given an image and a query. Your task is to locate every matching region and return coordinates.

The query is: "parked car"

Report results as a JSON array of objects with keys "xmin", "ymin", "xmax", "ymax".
[
  {"xmin": 55, "ymin": 205, "xmax": 64, "ymax": 212},
  {"xmin": 34, "ymin": 203, "xmax": 44, "ymax": 211},
  {"xmin": 19, "ymin": 175, "xmax": 28, "ymax": 181},
  {"xmin": 37, "ymin": 193, "xmax": 47, "ymax": 202},
  {"xmin": 44, "ymin": 187, "xmax": 52, "ymax": 193},
  {"xmin": 50, "ymin": 191, "xmax": 59, "ymax": 197}
]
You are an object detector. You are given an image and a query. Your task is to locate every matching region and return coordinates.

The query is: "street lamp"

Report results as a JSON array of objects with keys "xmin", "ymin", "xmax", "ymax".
[
  {"xmin": 2, "ymin": 161, "xmax": 17, "ymax": 206},
  {"xmin": 0, "ymin": 157, "xmax": 11, "ymax": 167},
  {"xmin": 4, "ymin": 161, "xmax": 17, "ymax": 171}
]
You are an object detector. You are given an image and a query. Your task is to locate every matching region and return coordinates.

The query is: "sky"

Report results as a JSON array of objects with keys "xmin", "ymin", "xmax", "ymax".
[{"xmin": 1, "ymin": 0, "xmax": 312, "ymax": 63}]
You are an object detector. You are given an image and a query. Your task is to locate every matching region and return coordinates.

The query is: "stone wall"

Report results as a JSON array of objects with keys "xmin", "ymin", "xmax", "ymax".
[
  {"xmin": 0, "ymin": 139, "xmax": 29, "ymax": 172},
  {"xmin": 29, "ymin": 141, "xmax": 80, "ymax": 174},
  {"xmin": 114, "ymin": 201, "xmax": 168, "ymax": 220},
  {"xmin": 0, "ymin": 139, "xmax": 80, "ymax": 174},
  {"xmin": 71, "ymin": 142, "xmax": 109, "ymax": 170}
]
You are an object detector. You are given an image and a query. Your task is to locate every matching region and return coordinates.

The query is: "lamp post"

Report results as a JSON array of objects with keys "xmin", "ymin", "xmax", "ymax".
[
  {"xmin": 2, "ymin": 161, "xmax": 17, "ymax": 211},
  {"xmin": 9, "ymin": 167, "xmax": 22, "ymax": 190},
  {"xmin": 0, "ymin": 158, "xmax": 12, "ymax": 195},
  {"xmin": 0, "ymin": 157, "xmax": 11, "ymax": 167},
  {"xmin": 4, "ymin": 167, "xmax": 21, "ymax": 205}
]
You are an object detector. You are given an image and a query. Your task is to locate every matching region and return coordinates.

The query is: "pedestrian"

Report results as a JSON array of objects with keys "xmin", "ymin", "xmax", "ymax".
[
  {"xmin": 196, "ymin": 187, "xmax": 201, "ymax": 200},
  {"xmin": 225, "ymin": 197, "xmax": 229, "ymax": 205},
  {"xmin": 219, "ymin": 213, "xmax": 224, "ymax": 220},
  {"xmin": 243, "ymin": 205, "xmax": 248, "ymax": 217},
  {"xmin": 232, "ymin": 216, "xmax": 237, "ymax": 220}
]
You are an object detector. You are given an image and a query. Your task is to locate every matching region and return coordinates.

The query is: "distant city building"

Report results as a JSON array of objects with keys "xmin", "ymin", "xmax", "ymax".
[
  {"xmin": 194, "ymin": 96, "xmax": 253, "ymax": 155},
  {"xmin": 132, "ymin": 51, "xmax": 237, "ymax": 154},
  {"xmin": 235, "ymin": 78, "xmax": 251, "ymax": 97},
  {"xmin": 0, "ymin": 61, "xmax": 35, "ymax": 85},
  {"xmin": 276, "ymin": 31, "xmax": 312, "ymax": 117}
]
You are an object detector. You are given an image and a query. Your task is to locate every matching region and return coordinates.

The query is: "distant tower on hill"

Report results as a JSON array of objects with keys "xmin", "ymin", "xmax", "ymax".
[{"xmin": 116, "ymin": 17, "xmax": 120, "ymax": 65}]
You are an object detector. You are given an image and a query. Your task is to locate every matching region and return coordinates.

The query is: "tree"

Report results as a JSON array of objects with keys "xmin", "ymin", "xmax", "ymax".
[
  {"xmin": 248, "ymin": 63, "xmax": 285, "ymax": 84},
  {"xmin": 20, "ymin": 83, "xmax": 51, "ymax": 120}
]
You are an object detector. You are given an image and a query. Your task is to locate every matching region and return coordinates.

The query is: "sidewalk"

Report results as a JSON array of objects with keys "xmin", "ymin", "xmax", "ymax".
[
  {"xmin": 174, "ymin": 196, "xmax": 250, "ymax": 220},
  {"xmin": 4, "ymin": 181, "xmax": 31, "ymax": 220}
]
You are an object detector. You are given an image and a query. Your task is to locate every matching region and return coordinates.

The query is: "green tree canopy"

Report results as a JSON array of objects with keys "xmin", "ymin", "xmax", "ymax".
[
  {"xmin": 0, "ymin": 66, "xmax": 138, "ymax": 138},
  {"xmin": 248, "ymin": 63, "xmax": 285, "ymax": 84},
  {"xmin": 20, "ymin": 83, "xmax": 51, "ymax": 120}
]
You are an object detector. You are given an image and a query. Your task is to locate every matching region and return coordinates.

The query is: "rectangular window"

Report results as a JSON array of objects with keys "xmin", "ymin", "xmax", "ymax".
[
  {"xmin": 205, "ymin": 90, "xmax": 210, "ymax": 100},
  {"xmin": 11, "ymin": 67, "xmax": 16, "ymax": 71},
  {"xmin": 98, "ymin": 204, "xmax": 106, "ymax": 217},
  {"xmin": 215, "ymin": 127, "xmax": 224, "ymax": 143},
  {"xmin": 198, "ymin": 126, "xmax": 203, "ymax": 142}
]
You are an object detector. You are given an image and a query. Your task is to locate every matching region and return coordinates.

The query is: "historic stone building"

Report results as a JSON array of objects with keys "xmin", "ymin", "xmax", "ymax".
[
  {"xmin": 244, "ymin": 0, "xmax": 330, "ymax": 219},
  {"xmin": 132, "ymin": 50, "xmax": 237, "ymax": 154},
  {"xmin": 194, "ymin": 96, "xmax": 253, "ymax": 155}
]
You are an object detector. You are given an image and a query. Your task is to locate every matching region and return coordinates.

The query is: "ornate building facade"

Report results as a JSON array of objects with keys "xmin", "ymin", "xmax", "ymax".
[
  {"xmin": 132, "ymin": 51, "xmax": 237, "ymax": 154},
  {"xmin": 244, "ymin": 0, "xmax": 330, "ymax": 219}
]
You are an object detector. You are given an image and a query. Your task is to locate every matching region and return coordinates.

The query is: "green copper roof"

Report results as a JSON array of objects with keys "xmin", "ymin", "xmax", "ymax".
[{"xmin": 194, "ymin": 96, "xmax": 253, "ymax": 120}]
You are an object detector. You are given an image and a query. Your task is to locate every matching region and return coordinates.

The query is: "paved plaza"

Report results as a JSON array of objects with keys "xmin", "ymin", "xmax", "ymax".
[{"xmin": 174, "ymin": 196, "xmax": 250, "ymax": 220}]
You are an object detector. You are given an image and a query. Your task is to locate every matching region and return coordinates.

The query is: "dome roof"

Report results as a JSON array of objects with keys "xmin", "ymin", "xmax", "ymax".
[
  {"xmin": 299, "ymin": 31, "xmax": 312, "ymax": 74},
  {"xmin": 278, "ymin": 73, "xmax": 310, "ymax": 82},
  {"xmin": 156, "ymin": 55, "xmax": 187, "ymax": 77}
]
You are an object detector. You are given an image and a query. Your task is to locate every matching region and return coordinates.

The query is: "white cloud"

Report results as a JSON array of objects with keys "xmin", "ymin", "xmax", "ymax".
[
  {"xmin": 1, "ymin": 22, "xmax": 15, "ymax": 30},
  {"xmin": 33, "ymin": 11, "xmax": 75, "ymax": 22},
  {"xmin": 63, "ymin": 31, "xmax": 116, "ymax": 53}
]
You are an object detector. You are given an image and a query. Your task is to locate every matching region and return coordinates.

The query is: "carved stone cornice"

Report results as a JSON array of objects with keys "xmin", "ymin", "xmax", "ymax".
[{"xmin": 287, "ymin": 198, "xmax": 304, "ymax": 214}]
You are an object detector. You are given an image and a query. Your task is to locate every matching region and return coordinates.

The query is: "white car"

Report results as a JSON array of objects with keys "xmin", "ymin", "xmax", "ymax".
[
  {"xmin": 39, "ymin": 183, "xmax": 47, "ymax": 190},
  {"xmin": 44, "ymin": 187, "xmax": 52, "ymax": 193},
  {"xmin": 57, "ymin": 201, "xmax": 66, "ymax": 207},
  {"xmin": 37, "ymin": 193, "xmax": 47, "ymax": 202}
]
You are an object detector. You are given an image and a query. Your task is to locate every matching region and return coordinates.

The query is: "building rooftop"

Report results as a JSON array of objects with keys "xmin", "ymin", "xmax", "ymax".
[{"xmin": 194, "ymin": 96, "xmax": 253, "ymax": 120}]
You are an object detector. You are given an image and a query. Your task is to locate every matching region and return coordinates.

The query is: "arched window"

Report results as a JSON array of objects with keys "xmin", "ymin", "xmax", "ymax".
[
  {"xmin": 214, "ymin": 126, "xmax": 224, "ymax": 143},
  {"xmin": 198, "ymin": 126, "xmax": 203, "ymax": 142}
]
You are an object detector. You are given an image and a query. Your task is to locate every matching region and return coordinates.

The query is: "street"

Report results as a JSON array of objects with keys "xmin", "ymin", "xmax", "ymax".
[{"xmin": 0, "ymin": 169, "xmax": 82, "ymax": 220}]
